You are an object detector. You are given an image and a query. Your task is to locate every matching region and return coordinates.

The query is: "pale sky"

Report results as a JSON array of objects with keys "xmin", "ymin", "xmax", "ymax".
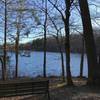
[{"xmin": 0, "ymin": 0, "xmax": 100, "ymax": 44}]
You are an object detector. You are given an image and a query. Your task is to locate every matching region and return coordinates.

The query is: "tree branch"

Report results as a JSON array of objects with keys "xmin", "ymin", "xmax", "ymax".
[{"xmin": 48, "ymin": 0, "xmax": 65, "ymax": 21}]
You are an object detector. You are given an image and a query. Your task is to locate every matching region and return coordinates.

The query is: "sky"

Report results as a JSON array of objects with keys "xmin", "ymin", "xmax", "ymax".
[{"xmin": 0, "ymin": 0, "xmax": 100, "ymax": 44}]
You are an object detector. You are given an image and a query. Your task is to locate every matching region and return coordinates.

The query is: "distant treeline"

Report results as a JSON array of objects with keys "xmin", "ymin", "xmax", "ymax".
[
  {"xmin": 19, "ymin": 34, "xmax": 100, "ymax": 54},
  {"xmin": 0, "ymin": 34, "xmax": 100, "ymax": 54}
]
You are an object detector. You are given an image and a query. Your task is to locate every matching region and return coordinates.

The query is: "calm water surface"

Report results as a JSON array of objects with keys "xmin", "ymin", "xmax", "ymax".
[{"xmin": 1, "ymin": 51, "xmax": 88, "ymax": 78}]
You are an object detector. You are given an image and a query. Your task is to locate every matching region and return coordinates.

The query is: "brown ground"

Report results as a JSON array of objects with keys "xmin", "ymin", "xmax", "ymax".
[{"xmin": 0, "ymin": 77, "xmax": 100, "ymax": 100}]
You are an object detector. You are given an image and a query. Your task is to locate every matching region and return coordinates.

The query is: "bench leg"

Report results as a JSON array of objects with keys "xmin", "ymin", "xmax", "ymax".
[{"xmin": 47, "ymin": 92, "xmax": 50, "ymax": 100}]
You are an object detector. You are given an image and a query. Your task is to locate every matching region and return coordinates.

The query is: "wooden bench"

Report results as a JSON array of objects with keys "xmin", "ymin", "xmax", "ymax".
[{"xmin": 0, "ymin": 78, "xmax": 50, "ymax": 100}]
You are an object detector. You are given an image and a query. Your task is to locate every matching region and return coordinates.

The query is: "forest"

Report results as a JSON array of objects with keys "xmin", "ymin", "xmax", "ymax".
[
  {"xmin": 0, "ymin": 0, "xmax": 100, "ymax": 100},
  {"xmin": 26, "ymin": 32, "xmax": 100, "ymax": 53}
]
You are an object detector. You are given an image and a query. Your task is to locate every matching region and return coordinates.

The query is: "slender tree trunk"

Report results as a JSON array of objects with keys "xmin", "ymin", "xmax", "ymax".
[
  {"xmin": 0, "ymin": 57, "xmax": 4, "ymax": 79},
  {"xmin": 48, "ymin": 13, "xmax": 65, "ymax": 81},
  {"xmin": 61, "ymin": 36, "xmax": 66, "ymax": 81},
  {"xmin": 15, "ymin": 34, "xmax": 19, "ymax": 78},
  {"xmin": 15, "ymin": 15, "xmax": 20, "ymax": 78},
  {"xmin": 64, "ymin": 0, "xmax": 73, "ymax": 85},
  {"xmin": 3, "ymin": 0, "xmax": 7, "ymax": 80},
  {"xmin": 78, "ymin": 0, "xmax": 98, "ymax": 85},
  {"xmin": 80, "ymin": 36, "xmax": 84, "ymax": 78},
  {"xmin": 43, "ymin": 0, "xmax": 47, "ymax": 77},
  {"xmin": 55, "ymin": 37, "xmax": 65, "ymax": 81},
  {"xmin": 60, "ymin": 47, "xmax": 65, "ymax": 81}
]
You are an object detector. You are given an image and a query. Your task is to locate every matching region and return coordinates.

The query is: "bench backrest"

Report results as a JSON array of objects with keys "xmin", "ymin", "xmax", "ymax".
[{"xmin": 0, "ymin": 79, "xmax": 49, "ymax": 97}]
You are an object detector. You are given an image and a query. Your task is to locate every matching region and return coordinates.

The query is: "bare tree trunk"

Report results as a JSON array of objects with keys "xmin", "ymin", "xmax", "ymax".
[
  {"xmin": 15, "ymin": 34, "xmax": 19, "ymax": 78},
  {"xmin": 79, "ymin": 0, "xmax": 98, "ymax": 85},
  {"xmin": 43, "ymin": 0, "xmax": 47, "ymax": 78},
  {"xmin": 0, "ymin": 57, "xmax": 4, "ymax": 79},
  {"xmin": 59, "ymin": 45, "xmax": 65, "ymax": 81},
  {"xmin": 55, "ymin": 36, "xmax": 65, "ymax": 81},
  {"xmin": 48, "ymin": 0, "xmax": 72, "ymax": 84},
  {"xmin": 80, "ymin": 36, "xmax": 84, "ymax": 78},
  {"xmin": 47, "ymin": 13, "xmax": 65, "ymax": 81},
  {"xmin": 3, "ymin": 0, "xmax": 7, "ymax": 80},
  {"xmin": 64, "ymin": 0, "xmax": 73, "ymax": 85},
  {"xmin": 15, "ymin": 15, "xmax": 20, "ymax": 78}
]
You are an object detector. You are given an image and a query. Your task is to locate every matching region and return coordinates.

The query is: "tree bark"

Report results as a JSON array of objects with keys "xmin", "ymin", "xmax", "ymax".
[
  {"xmin": 43, "ymin": 0, "xmax": 47, "ymax": 77},
  {"xmin": 64, "ymin": 0, "xmax": 73, "ymax": 85},
  {"xmin": 3, "ymin": 0, "xmax": 7, "ymax": 80},
  {"xmin": 0, "ymin": 57, "xmax": 4, "ymax": 79},
  {"xmin": 15, "ymin": 35, "xmax": 19, "ymax": 78},
  {"xmin": 60, "ymin": 44, "xmax": 65, "ymax": 81},
  {"xmin": 78, "ymin": 0, "xmax": 98, "ymax": 85},
  {"xmin": 80, "ymin": 36, "xmax": 84, "ymax": 78},
  {"xmin": 15, "ymin": 15, "xmax": 20, "ymax": 78},
  {"xmin": 55, "ymin": 36, "xmax": 65, "ymax": 81}
]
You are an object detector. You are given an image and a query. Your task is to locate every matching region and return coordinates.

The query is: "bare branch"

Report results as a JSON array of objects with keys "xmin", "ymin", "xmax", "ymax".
[{"xmin": 48, "ymin": 0, "xmax": 65, "ymax": 21}]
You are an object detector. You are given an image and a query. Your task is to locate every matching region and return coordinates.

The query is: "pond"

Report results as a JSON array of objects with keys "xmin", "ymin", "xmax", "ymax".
[{"xmin": 0, "ymin": 51, "xmax": 88, "ymax": 78}]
